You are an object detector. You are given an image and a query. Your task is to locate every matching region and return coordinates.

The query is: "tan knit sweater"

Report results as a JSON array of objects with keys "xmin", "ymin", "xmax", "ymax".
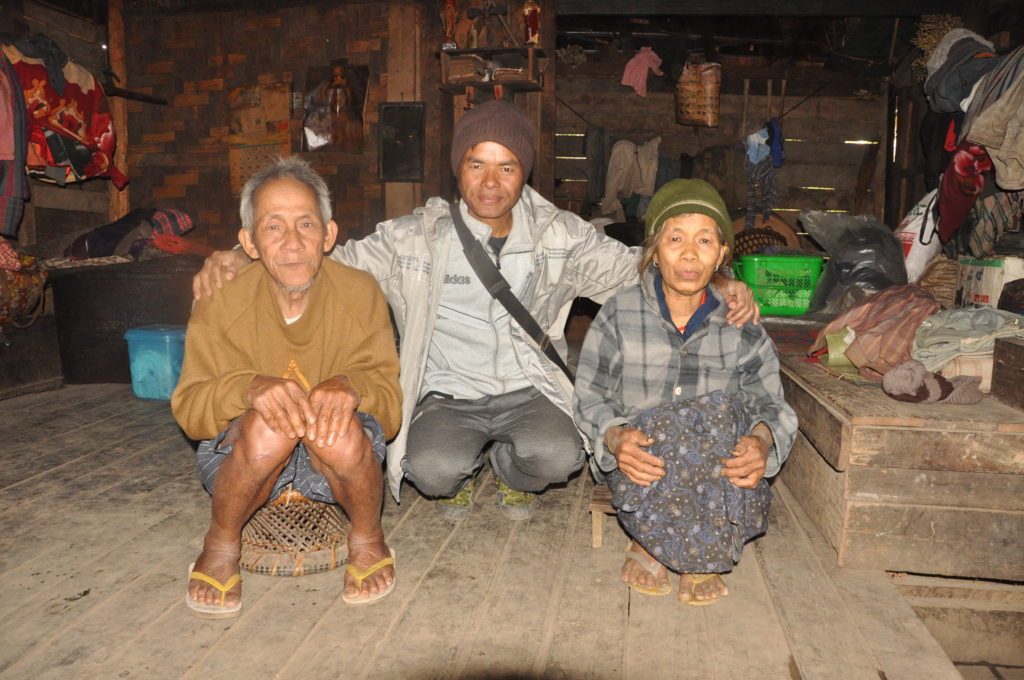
[{"xmin": 171, "ymin": 259, "xmax": 401, "ymax": 441}]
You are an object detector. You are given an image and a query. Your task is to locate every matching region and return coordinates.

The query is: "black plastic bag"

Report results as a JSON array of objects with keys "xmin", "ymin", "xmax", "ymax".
[{"xmin": 799, "ymin": 211, "xmax": 908, "ymax": 315}]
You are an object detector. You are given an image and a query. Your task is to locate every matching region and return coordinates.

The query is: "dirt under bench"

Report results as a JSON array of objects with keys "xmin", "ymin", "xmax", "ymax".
[{"xmin": 777, "ymin": 353, "xmax": 1024, "ymax": 581}]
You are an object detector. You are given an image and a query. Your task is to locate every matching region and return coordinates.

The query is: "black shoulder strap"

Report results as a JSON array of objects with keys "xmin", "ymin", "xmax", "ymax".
[{"xmin": 449, "ymin": 201, "xmax": 574, "ymax": 383}]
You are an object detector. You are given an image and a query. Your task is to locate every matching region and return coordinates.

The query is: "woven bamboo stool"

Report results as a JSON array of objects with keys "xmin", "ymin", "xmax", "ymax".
[
  {"xmin": 589, "ymin": 484, "xmax": 616, "ymax": 548},
  {"xmin": 239, "ymin": 488, "xmax": 349, "ymax": 576}
]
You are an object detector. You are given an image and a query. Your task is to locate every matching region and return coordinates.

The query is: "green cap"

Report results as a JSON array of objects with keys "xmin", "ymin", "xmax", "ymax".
[{"xmin": 644, "ymin": 178, "xmax": 733, "ymax": 251}]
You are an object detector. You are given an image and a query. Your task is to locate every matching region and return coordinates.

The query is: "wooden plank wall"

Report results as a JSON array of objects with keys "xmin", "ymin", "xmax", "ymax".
[
  {"xmin": 123, "ymin": 2, "xmax": 446, "ymax": 249},
  {"xmin": 554, "ymin": 59, "xmax": 888, "ymax": 226}
]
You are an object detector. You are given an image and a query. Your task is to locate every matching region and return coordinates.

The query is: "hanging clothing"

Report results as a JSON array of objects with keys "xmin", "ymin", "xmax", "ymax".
[
  {"xmin": 2, "ymin": 40, "xmax": 126, "ymax": 188},
  {"xmin": 961, "ymin": 45, "xmax": 1024, "ymax": 190},
  {"xmin": 744, "ymin": 157, "xmax": 777, "ymax": 231},
  {"xmin": 0, "ymin": 34, "xmax": 69, "ymax": 94},
  {"xmin": 919, "ymin": 110, "xmax": 963, "ymax": 192},
  {"xmin": 744, "ymin": 128, "xmax": 770, "ymax": 165},
  {"xmin": 621, "ymin": 47, "xmax": 663, "ymax": 98},
  {"xmin": 924, "ymin": 36, "xmax": 1000, "ymax": 114},
  {"xmin": 767, "ymin": 117, "xmax": 784, "ymax": 168},
  {"xmin": 599, "ymin": 137, "xmax": 660, "ymax": 222},
  {"xmin": 938, "ymin": 141, "xmax": 993, "ymax": 242},
  {"xmin": 926, "ymin": 29, "xmax": 994, "ymax": 78},
  {"xmin": 0, "ymin": 50, "xmax": 27, "ymax": 239}
]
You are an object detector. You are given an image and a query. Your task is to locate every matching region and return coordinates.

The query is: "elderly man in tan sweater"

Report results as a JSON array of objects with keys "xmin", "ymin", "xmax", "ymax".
[{"xmin": 172, "ymin": 156, "xmax": 401, "ymax": 617}]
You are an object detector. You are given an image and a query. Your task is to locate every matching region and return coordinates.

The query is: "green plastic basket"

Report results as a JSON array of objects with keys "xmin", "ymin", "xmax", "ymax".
[{"xmin": 732, "ymin": 254, "xmax": 825, "ymax": 316}]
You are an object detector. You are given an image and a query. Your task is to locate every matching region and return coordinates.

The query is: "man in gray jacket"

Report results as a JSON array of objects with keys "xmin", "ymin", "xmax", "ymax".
[{"xmin": 193, "ymin": 100, "xmax": 757, "ymax": 519}]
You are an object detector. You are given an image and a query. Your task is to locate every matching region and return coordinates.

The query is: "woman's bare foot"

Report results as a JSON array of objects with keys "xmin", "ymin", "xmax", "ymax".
[
  {"xmin": 678, "ymin": 573, "xmax": 728, "ymax": 605},
  {"xmin": 622, "ymin": 541, "xmax": 671, "ymax": 595}
]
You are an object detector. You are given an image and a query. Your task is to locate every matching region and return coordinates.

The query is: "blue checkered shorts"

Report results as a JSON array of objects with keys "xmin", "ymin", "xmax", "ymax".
[{"xmin": 196, "ymin": 411, "xmax": 386, "ymax": 503}]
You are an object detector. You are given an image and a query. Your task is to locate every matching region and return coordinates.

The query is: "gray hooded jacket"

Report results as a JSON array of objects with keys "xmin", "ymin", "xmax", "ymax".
[{"xmin": 331, "ymin": 185, "xmax": 640, "ymax": 500}]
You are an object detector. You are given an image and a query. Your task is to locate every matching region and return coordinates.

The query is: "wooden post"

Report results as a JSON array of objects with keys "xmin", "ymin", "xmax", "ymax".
[
  {"xmin": 107, "ymin": 0, "xmax": 130, "ymax": 221},
  {"xmin": 1, "ymin": 1, "xmax": 27, "ymax": 36},
  {"xmin": 384, "ymin": 3, "xmax": 422, "ymax": 220},
  {"xmin": 741, "ymin": 78, "xmax": 750, "ymax": 136},
  {"xmin": 534, "ymin": 0, "xmax": 556, "ymax": 202}
]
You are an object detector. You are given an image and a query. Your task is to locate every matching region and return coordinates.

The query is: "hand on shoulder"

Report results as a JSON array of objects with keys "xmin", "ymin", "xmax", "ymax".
[{"xmin": 193, "ymin": 248, "xmax": 251, "ymax": 300}]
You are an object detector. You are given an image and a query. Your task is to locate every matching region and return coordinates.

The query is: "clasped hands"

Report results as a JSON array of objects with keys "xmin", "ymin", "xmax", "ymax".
[
  {"xmin": 247, "ymin": 374, "xmax": 360, "ymax": 447},
  {"xmin": 605, "ymin": 424, "xmax": 770, "ymax": 490}
]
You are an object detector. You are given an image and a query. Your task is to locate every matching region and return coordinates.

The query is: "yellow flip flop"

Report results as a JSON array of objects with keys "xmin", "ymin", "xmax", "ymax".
[
  {"xmin": 342, "ymin": 549, "xmax": 396, "ymax": 606},
  {"xmin": 185, "ymin": 562, "xmax": 242, "ymax": 619},
  {"xmin": 623, "ymin": 543, "xmax": 672, "ymax": 596},
  {"xmin": 681, "ymin": 573, "xmax": 725, "ymax": 606}
]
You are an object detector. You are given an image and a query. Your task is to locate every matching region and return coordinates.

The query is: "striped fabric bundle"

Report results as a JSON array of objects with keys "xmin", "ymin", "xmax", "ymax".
[{"xmin": 968, "ymin": 190, "xmax": 1023, "ymax": 257}]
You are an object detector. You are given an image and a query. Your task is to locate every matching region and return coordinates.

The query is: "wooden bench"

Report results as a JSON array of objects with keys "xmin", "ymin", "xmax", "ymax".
[
  {"xmin": 589, "ymin": 484, "xmax": 615, "ymax": 548},
  {"xmin": 778, "ymin": 354, "xmax": 1024, "ymax": 581}
]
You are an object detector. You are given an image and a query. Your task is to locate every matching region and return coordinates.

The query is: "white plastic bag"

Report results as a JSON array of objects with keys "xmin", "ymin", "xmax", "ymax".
[{"xmin": 894, "ymin": 190, "xmax": 940, "ymax": 283}]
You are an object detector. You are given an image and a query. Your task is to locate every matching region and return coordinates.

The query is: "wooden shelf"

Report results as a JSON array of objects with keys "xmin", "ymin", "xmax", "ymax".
[{"xmin": 440, "ymin": 46, "xmax": 547, "ymax": 96}]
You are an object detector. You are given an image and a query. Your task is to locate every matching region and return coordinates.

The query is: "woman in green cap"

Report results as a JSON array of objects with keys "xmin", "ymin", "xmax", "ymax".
[{"xmin": 574, "ymin": 178, "xmax": 797, "ymax": 605}]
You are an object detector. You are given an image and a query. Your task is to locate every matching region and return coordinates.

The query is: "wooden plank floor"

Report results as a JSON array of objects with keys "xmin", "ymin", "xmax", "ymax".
[{"xmin": 0, "ymin": 384, "xmax": 963, "ymax": 680}]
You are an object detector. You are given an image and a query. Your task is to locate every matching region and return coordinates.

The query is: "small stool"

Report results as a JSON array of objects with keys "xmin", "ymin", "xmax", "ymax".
[
  {"xmin": 239, "ymin": 488, "xmax": 350, "ymax": 576},
  {"xmin": 589, "ymin": 484, "xmax": 616, "ymax": 548}
]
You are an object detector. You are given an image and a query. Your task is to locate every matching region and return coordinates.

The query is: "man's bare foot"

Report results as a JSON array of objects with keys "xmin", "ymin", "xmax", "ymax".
[
  {"xmin": 188, "ymin": 546, "xmax": 242, "ymax": 608},
  {"xmin": 343, "ymin": 534, "xmax": 395, "ymax": 603},
  {"xmin": 622, "ymin": 541, "xmax": 671, "ymax": 595},
  {"xmin": 678, "ymin": 573, "xmax": 728, "ymax": 605}
]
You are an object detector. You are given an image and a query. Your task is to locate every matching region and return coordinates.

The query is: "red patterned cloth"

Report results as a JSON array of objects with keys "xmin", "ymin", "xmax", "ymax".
[
  {"xmin": 0, "ymin": 248, "xmax": 46, "ymax": 328},
  {"xmin": 1, "ymin": 43, "xmax": 126, "ymax": 188},
  {"xmin": 0, "ymin": 234, "xmax": 21, "ymax": 270},
  {"xmin": 938, "ymin": 140, "xmax": 992, "ymax": 242}
]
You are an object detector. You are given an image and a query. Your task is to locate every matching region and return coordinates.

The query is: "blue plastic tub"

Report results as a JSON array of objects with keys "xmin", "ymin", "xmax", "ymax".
[{"xmin": 123, "ymin": 325, "xmax": 186, "ymax": 400}]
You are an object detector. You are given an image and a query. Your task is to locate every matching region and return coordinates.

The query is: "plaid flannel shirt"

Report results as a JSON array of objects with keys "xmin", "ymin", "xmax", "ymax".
[{"xmin": 574, "ymin": 271, "xmax": 797, "ymax": 478}]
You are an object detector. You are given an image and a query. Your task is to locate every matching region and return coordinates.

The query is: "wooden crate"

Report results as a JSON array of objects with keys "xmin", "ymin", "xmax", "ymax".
[
  {"xmin": 778, "ymin": 354, "xmax": 1024, "ymax": 581},
  {"xmin": 992, "ymin": 336, "xmax": 1024, "ymax": 410}
]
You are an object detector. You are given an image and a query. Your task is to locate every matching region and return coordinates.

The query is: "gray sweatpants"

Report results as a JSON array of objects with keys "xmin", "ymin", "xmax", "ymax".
[{"xmin": 403, "ymin": 386, "xmax": 584, "ymax": 497}]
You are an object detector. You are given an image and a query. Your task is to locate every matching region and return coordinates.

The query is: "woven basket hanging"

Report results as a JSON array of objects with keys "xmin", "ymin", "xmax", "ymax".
[
  {"xmin": 239, "ymin": 488, "xmax": 350, "ymax": 577},
  {"xmin": 675, "ymin": 62, "xmax": 721, "ymax": 127}
]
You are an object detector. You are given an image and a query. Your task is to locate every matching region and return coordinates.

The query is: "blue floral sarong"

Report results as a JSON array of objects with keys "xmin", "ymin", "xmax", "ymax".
[{"xmin": 607, "ymin": 391, "xmax": 771, "ymax": 574}]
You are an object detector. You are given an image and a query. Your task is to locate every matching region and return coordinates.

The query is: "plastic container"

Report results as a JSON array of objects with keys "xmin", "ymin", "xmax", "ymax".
[
  {"xmin": 733, "ymin": 254, "xmax": 825, "ymax": 316},
  {"xmin": 123, "ymin": 325, "xmax": 187, "ymax": 400}
]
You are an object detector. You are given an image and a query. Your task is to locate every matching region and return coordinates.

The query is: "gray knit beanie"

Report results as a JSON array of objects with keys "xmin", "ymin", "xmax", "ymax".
[
  {"xmin": 882, "ymin": 359, "xmax": 983, "ymax": 405},
  {"xmin": 450, "ymin": 99, "xmax": 536, "ymax": 178}
]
